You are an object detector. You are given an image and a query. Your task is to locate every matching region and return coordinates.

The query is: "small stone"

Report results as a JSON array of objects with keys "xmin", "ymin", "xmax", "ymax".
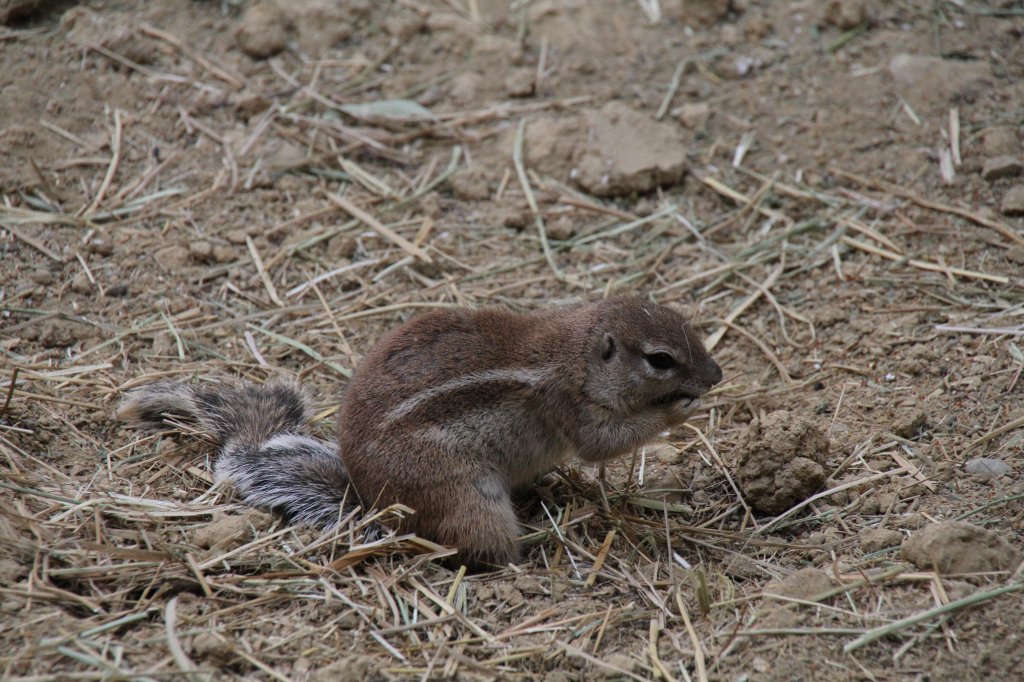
[
  {"xmin": 964, "ymin": 457, "xmax": 1012, "ymax": 479},
  {"xmin": 677, "ymin": 102, "xmax": 711, "ymax": 129},
  {"xmin": 806, "ymin": 532, "xmax": 826, "ymax": 545},
  {"xmin": 70, "ymin": 272, "xmax": 92, "ymax": 294},
  {"xmin": 154, "ymin": 245, "xmax": 190, "ymax": 272},
  {"xmin": 859, "ymin": 527, "xmax": 902, "ymax": 553},
  {"xmin": 1000, "ymin": 185, "xmax": 1024, "ymax": 216},
  {"xmin": 601, "ymin": 653, "xmax": 637, "ymax": 677},
  {"xmin": 824, "ymin": 0, "xmax": 873, "ymax": 30},
  {"xmin": 191, "ymin": 513, "xmax": 253, "ymax": 550},
  {"xmin": 875, "ymin": 492, "xmax": 899, "ymax": 513},
  {"xmin": 448, "ymin": 169, "xmax": 490, "ymax": 200},
  {"xmin": 982, "ymin": 156, "xmax": 1023, "ymax": 181},
  {"xmin": 190, "ymin": 632, "xmax": 235, "ymax": 665},
  {"xmin": 493, "ymin": 583, "xmax": 525, "ymax": 607},
  {"xmin": 383, "ymin": 11, "xmax": 425, "ymax": 40},
  {"xmin": 448, "ymin": 71, "xmax": 484, "ymax": 105},
  {"xmin": 86, "ymin": 238, "xmax": 114, "ymax": 256},
  {"xmin": 310, "ymin": 655, "xmax": 376, "ymax": 682},
  {"xmin": 892, "ymin": 410, "xmax": 927, "ymax": 439},
  {"xmin": 31, "ymin": 270, "xmax": 55, "ymax": 285},
  {"xmin": 212, "ymin": 245, "xmax": 236, "ymax": 263},
  {"xmin": 286, "ymin": 0, "xmax": 353, "ymax": 56},
  {"xmin": 546, "ymin": 216, "xmax": 576, "ymax": 241},
  {"xmin": 764, "ymin": 567, "xmax": 834, "ymax": 600},
  {"xmin": 235, "ymin": 1, "xmax": 290, "ymax": 59},
  {"xmin": 225, "ymin": 229, "xmax": 249, "ymax": 245},
  {"xmin": 983, "ymin": 126, "xmax": 1019, "ymax": 156},
  {"xmin": 512, "ymin": 575, "xmax": 545, "ymax": 594},
  {"xmin": 0, "ymin": 558, "xmax": 27, "ymax": 583},
  {"xmin": 505, "ymin": 68, "xmax": 536, "ymax": 97},
  {"xmin": 888, "ymin": 54, "xmax": 991, "ymax": 110},
  {"xmin": 646, "ymin": 441, "xmax": 683, "ymax": 464},
  {"xmin": 188, "ymin": 240, "xmax": 214, "ymax": 262},
  {"xmin": 902, "ymin": 522, "xmax": 1021, "ymax": 575}
]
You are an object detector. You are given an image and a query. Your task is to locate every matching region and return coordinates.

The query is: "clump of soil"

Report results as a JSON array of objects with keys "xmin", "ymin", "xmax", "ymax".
[
  {"xmin": 764, "ymin": 567, "xmax": 835, "ymax": 600},
  {"xmin": 735, "ymin": 411, "xmax": 829, "ymax": 514},
  {"xmin": 901, "ymin": 522, "xmax": 1022, "ymax": 575},
  {"xmin": 517, "ymin": 102, "xmax": 689, "ymax": 197}
]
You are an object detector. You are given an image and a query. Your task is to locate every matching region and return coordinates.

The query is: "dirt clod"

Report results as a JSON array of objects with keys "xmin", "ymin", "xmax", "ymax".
[
  {"xmin": 1000, "ymin": 185, "xmax": 1024, "ymax": 215},
  {"xmin": 764, "ymin": 567, "xmax": 834, "ymax": 600},
  {"xmin": 983, "ymin": 126, "xmax": 1019, "ymax": 156},
  {"xmin": 191, "ymin": 510, "xmax": 271, "ymax": 550},
  {"xmin": 677, "ymin": 102, "xmax": 711, "ymax": 129},
  {"xmin": 888, "ymin": 54, "xmax": 991, "ymax": 110},
  {"xmin": 154, "ymin": 245, "xmax": 190, "ymax": 273},
  {"xmin": 859, "ymin": 527, "xmax": 902, "ymax": 553},
  {"xmin": 892, "ymin": 409, "xmax": 927, "ymax": 439},
  {"xmin": 735, "ymin": 411, "xmax": 829, "ymax": 515},
  {"xmin": 964, "ymin": 457, "xmax": 1011, "ymax": 480},
  {"xmin": 235, "ymin": 1, "xmax": 290, "ymax": 59},
  {"xmin": 574, "ymin": 102, "xmax": 688, "ymax": 197},
  {"xmin": 982, "ymin": 156, "xmax": 1023, "ymax": 182},
  {"xmin": 901, "ymin": 522, "xmax": 1021, "ymax": 575},
  {"xmin": 505, "ymin": 68, "xmax": 536, "ymax": 97},
  {"xmin": 824, "ymin": 0, "xmax": 874, "ymax": 29}
]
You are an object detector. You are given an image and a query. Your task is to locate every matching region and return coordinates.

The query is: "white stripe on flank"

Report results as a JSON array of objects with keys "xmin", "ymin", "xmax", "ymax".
[
  {"xmin": 262, "ymin": 433, "xmax": 325, "ymax": 452},
  {"xmin": 385, "ymin": 368, "xmax": 551, "ymax": 424}
]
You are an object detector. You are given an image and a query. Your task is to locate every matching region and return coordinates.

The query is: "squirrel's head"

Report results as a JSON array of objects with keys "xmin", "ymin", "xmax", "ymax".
[{"xmin": 583, "ymin": 297, "xmax": 722, "ymax": 423}]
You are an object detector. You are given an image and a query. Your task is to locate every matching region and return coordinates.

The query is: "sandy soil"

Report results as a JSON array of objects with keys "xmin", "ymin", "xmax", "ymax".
[{"xmin": 2, "ymin": 0, "xmax": 1024, "ymax": 680}]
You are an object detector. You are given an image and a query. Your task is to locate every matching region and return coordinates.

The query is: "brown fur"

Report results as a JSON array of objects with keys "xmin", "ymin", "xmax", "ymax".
[
  {"xmin": 119, "ymin": 297, "xmax": 721, "ymax": 569},
  {"xmin": 338, "ymin": 296, "xmax": 721, "ymax": 568}
]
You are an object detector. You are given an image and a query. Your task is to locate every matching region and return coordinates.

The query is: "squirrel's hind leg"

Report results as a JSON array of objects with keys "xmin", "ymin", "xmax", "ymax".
[{"xmin": 417, "ymin": 472, "xmax": 522, "ymax": 571}]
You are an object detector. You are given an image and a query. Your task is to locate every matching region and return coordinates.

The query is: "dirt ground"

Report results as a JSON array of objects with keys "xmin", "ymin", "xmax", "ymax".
[{"xmin": 2, "ymin": 0, "xmax": 1024, "ymax": 680}]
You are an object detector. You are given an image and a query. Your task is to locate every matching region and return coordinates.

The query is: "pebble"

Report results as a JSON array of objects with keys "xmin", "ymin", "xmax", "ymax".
[
  {"xmin": 493, "ymin": 583, "xmax": 525, "ymax": 607},
  {"xmin": 902, "ymin": 521, "xmax": 1021, "ymax": 574},
  {"xmin": 154, "ymin": 245, "xmax": 190, "ymax": 272},
  {"xmin": 225, "ymin": 229, "xmax": 249, "ymax": 245},
  {"xmin": 764, "ymin": 567, "xmax": 833, "ymax": 600},
  {"xmin": 824, "ymin": 0, "xmax": 873, "ymax": 29},
  {"xmin": 234, "ymin": 0, "xmax": 289, "ymax": 59},
  {"xmin": 859, "ymin": 527, "xmax": 902, "ymax": 553},
  {"xmin": 505, "ymin": 68, "xmax": 535, "ymax": 97},
  {"xmin": 983, "ymin": 126, "xmax": 1019, "ymax": 156},
  {"xmin": 86, "ymin": 237, "xmax": 114, "ymax": 256},
  {"xmin": 964, "ymin": 457, "xmax": 1011, "ymax": 479},
  {"xmin": 70, "ymin": 272, "xmax": 92, "ymax": 294},
  {"xmin": 981, "ymin": 156, "xmax": 1023, "ymax": 181},
  {"xmin": 188, "ymin": 240, "xmax": 214, "ymax": 262},
  {"xmin": 601, "ymin": 653, "xmax": 637, "ymax": 677},
  {"xmin": 512, "ymin": 575, "xmax": 545, "ymax": 594},
  {"xmin": 1000, "ymin": 185, "xmax": 1024, "ymax": 216},
  {"xmin": 213, "ymin": 245, "xmax": 236, "ymax": 263},
  {"xmin": 892, "ymin": 410, "xmax": 927, "ymax": 439},
  {"xmin": 677, "ymin": 102, "xmax": 711, "ymax": 129}
]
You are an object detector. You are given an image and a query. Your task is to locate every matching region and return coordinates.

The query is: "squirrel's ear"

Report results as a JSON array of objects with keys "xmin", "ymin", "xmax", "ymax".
[{"xmin": 601, "ymin": 333, "xmax": 617, "ymax": 361}]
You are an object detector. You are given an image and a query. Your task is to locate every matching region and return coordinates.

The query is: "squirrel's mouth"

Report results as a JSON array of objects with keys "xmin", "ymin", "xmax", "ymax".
[{"xmin": 652, "ymin": 388, "xmax": 700, "ymax": 407}]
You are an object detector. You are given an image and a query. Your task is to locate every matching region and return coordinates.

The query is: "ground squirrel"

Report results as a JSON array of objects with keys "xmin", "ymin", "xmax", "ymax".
[{"xmin": 118, "ymin": 296, "xmax": 722, "ymax": 568}]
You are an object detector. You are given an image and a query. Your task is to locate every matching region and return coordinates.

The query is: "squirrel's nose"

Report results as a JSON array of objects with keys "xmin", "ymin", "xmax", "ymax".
[{"xmin": 705, "ymin": 359, "xmax": 723, "ymax": 386}]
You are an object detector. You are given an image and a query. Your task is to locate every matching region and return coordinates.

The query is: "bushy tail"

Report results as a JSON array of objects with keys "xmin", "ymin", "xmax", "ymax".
[{"xmin": 117, "ymin": 378, "xmax": 353, "ymax": 527}]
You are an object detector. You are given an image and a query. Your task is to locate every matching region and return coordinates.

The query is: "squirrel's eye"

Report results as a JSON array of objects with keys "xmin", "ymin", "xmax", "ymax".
[{"xmin": 645, "ymin": 352, "xmax": 676, "ymax": 370}]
